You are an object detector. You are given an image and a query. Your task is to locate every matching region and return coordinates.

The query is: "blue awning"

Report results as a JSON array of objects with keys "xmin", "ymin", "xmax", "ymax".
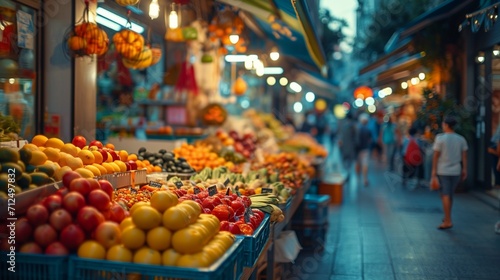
[{"xmin": 216, "ymin": 0, "xmax": 328, "ymax": 76}]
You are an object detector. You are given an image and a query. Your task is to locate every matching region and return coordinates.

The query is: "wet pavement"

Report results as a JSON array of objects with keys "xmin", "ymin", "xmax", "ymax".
[{"xmin": 288, "ymin": 147, "xmax": 500, "ymax": 280}]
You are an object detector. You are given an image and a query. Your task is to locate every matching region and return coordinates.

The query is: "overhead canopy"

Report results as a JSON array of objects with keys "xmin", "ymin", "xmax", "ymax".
[
  {"xmin": 217, "ymin": 0, "xmax": 328, "ymax": 77},
  {"xmin": 291, "ymin": 66, "xmax": 340, "ymax": 100}
]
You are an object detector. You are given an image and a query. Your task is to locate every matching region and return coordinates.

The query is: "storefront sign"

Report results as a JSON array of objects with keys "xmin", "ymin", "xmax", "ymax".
[{"xmin": 17, "ymin": 10, "xmax": 34, "ymax": 50}]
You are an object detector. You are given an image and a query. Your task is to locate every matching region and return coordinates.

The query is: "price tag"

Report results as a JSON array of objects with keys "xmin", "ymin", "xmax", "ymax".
[
  {"xmin": 226, "ymin": 187, "xmax": 231, "ymax": 195},
  {"xmin": 130, "ymin": 188, "xmax": 137, "ymax": 194},
  {"xmin": 190, "ymin": 181, "xmax": 197, "ymax": 187},
  {"xmin": 175, "ymin": 181, "xmax": 183, "ymax": 189},
  {"xmin": 194, "ymin": 187, "xmax": 200, "ymax": 194},
  {"xmin": 244, "ymin": 207, "xmax": 251, "ymax": 223},
  {"xmin": 261, "ymin": 187, "xmax": 273, "ymax": 194},
  {"xmin": 235, "ymin": 186, "xmax": 241, "ymax": 197},
  {"xmin": 150, "ymin": 181, "xmax": 162, "ymax": 188},
  {"xmin": 223, "ymin": 178, "xmax": 230, "ymax": 186},
  {"xmin": 208, "ymin": 185, "xmax": 217, "ymax": 196}
]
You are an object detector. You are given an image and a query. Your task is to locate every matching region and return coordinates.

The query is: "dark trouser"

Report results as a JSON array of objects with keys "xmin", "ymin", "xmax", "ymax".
[
  {"xmin": 490, "ymin": 154, "xmax": 500, "ymax": 186},
  {"xmin": 403, "ymin": 163, "xmax": 423, "ymax": 184}
]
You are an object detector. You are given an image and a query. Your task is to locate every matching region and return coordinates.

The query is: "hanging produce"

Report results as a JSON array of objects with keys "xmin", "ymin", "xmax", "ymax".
[
  {"xmin": 121, "ymin": 46, "xmax": 153, "ymax": 69},
  {"xmin": 64, "ymin": 1, "xmax": 109, "ymax": 58},
  {"xmin": 112, "ymin": 29, "xmax": 145, "ymax": 59},
  {"xmin": 200, "ymin": 104, "xmax": 228, "ymax": 126},
  {"xmin": 232, "ymin": 76, "xmax": 247, "ymax": 96},
  {"xmin": 115, "ymin": 0, "xmax": 139, "ymax": 6}
]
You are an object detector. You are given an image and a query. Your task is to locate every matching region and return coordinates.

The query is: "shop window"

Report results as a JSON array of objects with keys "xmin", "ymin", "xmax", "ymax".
[{"xmin": 0, "ymin": 0, "xmax": 38, "ymax": 141}]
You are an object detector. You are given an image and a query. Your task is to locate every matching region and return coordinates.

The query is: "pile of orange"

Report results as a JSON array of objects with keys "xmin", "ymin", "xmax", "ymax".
[{"xmin": 172, "ymin": 143, "xmax": 231, "ymax": 171}]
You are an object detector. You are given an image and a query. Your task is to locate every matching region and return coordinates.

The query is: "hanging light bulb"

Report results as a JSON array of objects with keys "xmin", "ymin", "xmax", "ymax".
[
  {"xmin": 169, "ymin": 3, "xmax": 179, "ymax": 29},
  {"xmin": 269, "ymin": 47, "xmax": 279, "ymax": 61},
  {"xmin": 149, "ymin": 0, "xmax": 160, "ymax": 20},
  {"xmin": 229, "ymin": 34, "xmax": 240, "ymax": 44}
]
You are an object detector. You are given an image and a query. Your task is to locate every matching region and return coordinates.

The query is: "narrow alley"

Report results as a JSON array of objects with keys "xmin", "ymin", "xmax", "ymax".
[{"xmin": 290, "ymin": 149, "xmax": 500, "ymax": 280}]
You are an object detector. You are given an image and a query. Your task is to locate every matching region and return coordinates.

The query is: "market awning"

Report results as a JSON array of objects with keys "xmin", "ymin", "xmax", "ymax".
[
  {"xmin": 292, "ymin": 67, "xmax": 340, "ymax": 100},
  {"xmin": 216, "ymin": 0, "xmax": 328, "ymax": 76}
]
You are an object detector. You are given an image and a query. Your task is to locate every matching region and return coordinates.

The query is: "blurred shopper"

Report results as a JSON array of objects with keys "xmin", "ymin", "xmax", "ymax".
[
  {"xmin": 369, "ymin": 114, "xmax": 383, "ymax": 162},
  {"xmin": 401, "ymin": 127, "xmax": 423, "ymax": 188},
  {"xmin": 337, "ymin": 112, "xmax": 357, "ymax": 175},
  {"xmin": 356, "ymin": 113, "xmax": 372, "ymax": 186},
  {"xmin": 488, "ymin": 124, "xmax": 500, "ymax": 188},
  {"xmin": 381, "ymin": 117, "xmax": 397, "ymax": 171},
  {"xmin": 431, "ymin": 115, "xmax": 468, "ymax": 230},
  {"xmin": 311, "ymin": 110, "xmax": 329, "ymax": 146}
]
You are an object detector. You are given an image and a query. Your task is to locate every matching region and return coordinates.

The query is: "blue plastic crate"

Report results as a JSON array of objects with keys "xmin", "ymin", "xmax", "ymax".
[
  {"xmin": 292, "ymin": 194, "xmax": 330, "ymax": 226},
  {"xmin": 0, "ymin": 253, "xmax": 68, "ymax": 280},
  {"xmin": 241, "ymin": 214, "xmax": 271, "ymax": 267},
  {"xmin": 68, "ymin": 238, "xmax": 244, "ymax": 280}
]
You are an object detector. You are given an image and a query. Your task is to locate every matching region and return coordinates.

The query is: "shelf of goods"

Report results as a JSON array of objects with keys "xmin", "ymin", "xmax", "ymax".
[{"xmin": 0, "ymin": 170, "xmax": 147, "ymax": 220}]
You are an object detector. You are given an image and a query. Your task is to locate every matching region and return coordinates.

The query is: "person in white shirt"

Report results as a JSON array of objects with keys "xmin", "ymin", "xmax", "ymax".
[{"xmin": 431, "ymin": 115, "xmax": 468, "ymax": 230}]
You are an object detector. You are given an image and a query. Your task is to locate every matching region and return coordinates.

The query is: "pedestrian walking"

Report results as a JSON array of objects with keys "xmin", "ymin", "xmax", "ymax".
[
  {"xmin": 381, "ymin": 117, "xmax": 397, "ymax": 171},
  {"xmin": 431, "ymin": 115, "xmax": 468, "ymax": 230},
  {"xmin": 337, "ymin": 112, "xmax": 357, "ymax": 175},
  {"xmin": 356, "ymin": 113, "xmax": 372, "ymax": 186},
  {"xmin": 401, "ymin": 127, "xmax": 423, "ymax": 188}
]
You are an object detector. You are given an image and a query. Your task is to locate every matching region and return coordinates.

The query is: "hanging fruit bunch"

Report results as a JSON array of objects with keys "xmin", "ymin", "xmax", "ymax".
[
  {"xmin": 64, "ymin": 1, "xmax": 109, "ymax": 58},
  {"xmin": 232, "ymin": 76, "xmax": 247, "ymax": 96},
  {"xmin": 208, "ymin": 7, "xmax": 248, "ymax": 55},
  {"xmin": 112, "ymin": 29, "xmax": 145, "ymax": 60},
  {"xmin": 200, "ymin": 103, "xmax": 228, "ymax": 126},
  {"xmin": 115, "ymin": 0, "xmax": 139, "ymax": 6}
]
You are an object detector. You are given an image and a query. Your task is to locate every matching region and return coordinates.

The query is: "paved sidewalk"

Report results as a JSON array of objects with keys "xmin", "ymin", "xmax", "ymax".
[{"xmin": 289, "ymin": 153, "xmax": 500, "ymax": 280}]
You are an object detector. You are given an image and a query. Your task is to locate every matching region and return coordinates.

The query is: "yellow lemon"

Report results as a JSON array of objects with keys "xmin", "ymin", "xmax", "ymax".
[
  {"xmin": 113, "ymin": 160, "xmax": 127, "ymax": 172},
  {"xmin": 45, "ymin": 138, "xmax": 65, "ymax": 149},
  {"xmin": 31, "ymin": 135, "xmax": 48, "ymax": 147},
  {"xmin": 75, "ymin": 167, "xmax": 95, "ymax": 178},
  {"xmin": 43, "ymin": 147, "xmax": 60, "ymax": 162},
  {"xmin": 93, "ymin": 163, "xmax": 108, "ymax": 175},
  {"xmin": 60, "ymin": 143, "xmax": 79, "ymax": 157},
  {"xmin": 29, "ymin": 150, "xmax": 48, "ymax": 165},
  {"xmin": 85, "ymin": 165, "xmax": 101, "ymax": 177},
  {"xmin": 78, "ymin": 150, "xmax": 95, "ymax": 165}
]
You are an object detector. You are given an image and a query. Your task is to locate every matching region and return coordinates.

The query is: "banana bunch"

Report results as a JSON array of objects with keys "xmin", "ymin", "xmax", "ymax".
[{"xmin": 250, "ymin": 194, "xmax": 285, "ymax": 222}]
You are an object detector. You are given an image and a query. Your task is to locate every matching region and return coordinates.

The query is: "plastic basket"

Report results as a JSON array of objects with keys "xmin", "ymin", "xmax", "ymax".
[
  {"xmin": 0, "ymin": 253, "xmax": 68, "ymax": 280},
  {"xmin": 68, "ymin": 238, "xmax": 244, "ymax": 280},
  {"xmin": 241, "ymin": 214, "xmax": 271, "ymax": 267}
]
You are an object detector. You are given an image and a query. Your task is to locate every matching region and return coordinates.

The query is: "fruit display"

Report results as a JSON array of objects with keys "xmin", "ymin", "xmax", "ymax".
[
  {"xmin": 112, "ymin": 29, "xmax": 145, "ymax": 60},
  {"xmin": 133, "ymin": 147, "xmax": 196, "ymax": 174},
  {"xmin": 0, "ymin": 171, "xmax": 127, "ymax": 255},
  {"xmin": 280, "ymin": 132, "xmax": 328, "ymax": 158},
  {"xmin": 172, "ymin": 143, "xmax": 232, "ymax": 172},
  {"xmin": 0, "ymin": 112, "xmax": 20, "ymax": 141},
  {"xmin": 215, "ymin": 130, "xmax": 257, "ymax": 159},
  {"xmin": 243, "ymin": 109, "xmax": 291, "ymax": 141}
]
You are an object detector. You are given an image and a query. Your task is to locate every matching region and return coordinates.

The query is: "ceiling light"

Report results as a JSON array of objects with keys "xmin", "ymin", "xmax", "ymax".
[
  {"xmin": 229, "ymin": 34, "xmax": 239, "ymax": 44},
  {"xmin": 401, "ymin": 81, "xmax": 408, "ymax": 89},
  {"xmin": 96, "ymin": 7, "xmax": 144, "ymax": 33},
  {"xmin": 269, "ymin": 47, "xmax": 279, "ymax": 61},
  {"xmin": 411, "ymin": 77, "xmax": 420, "ymax": 85},
  {"xmin": 418, "ymin": 73, "xmax": 426, "ymax": 80},
  {"xmin": 168, "ymin": 3, "xmax": 179, "ymax": 29},
  {"xmin": 279, "ymin": 77, "xmax": 288, "ymax": 86},
  {"xmin": 225, "ymin": 55, "xmax": 248, "ymax": 63},
  {"xmin": 365, "ymin": 97, "xmax": 375, "ymax": 106},
  {"xmin": 149, "ymin": 0, "xmax": 159, "ymax": 20},
  {"xmin": 293, "ymin": 102, "xmax": 303, "ymax": 113},
  {"xmin": 262, "ymin": 67, "xmax": 284, "ymax": 75},
  {"xmin": 289, "ymin": 82, "xmax": 302, "ymax": 92},
  {"xmin": 267, "ymin": 77, "xmax": 276, "ymax": 86},
  {"xmin": 96, "ymin": 15, "xmax": 121, "ymax": 31},
  {"xmin": 368, "ymin": 104, "xmax": 376, "ymax": 113},
  {"xmin": 305, "ymin": 91, "xmax": 315, "ymax": 102}
]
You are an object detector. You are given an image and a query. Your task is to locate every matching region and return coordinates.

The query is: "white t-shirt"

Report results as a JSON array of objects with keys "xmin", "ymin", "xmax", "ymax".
[{"xmin": 433, "ymin": 132, "xmax": 468, "ymax": 176}]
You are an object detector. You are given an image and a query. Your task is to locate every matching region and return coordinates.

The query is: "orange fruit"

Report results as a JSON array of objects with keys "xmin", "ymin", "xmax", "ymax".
[
  {"xmin": 75, "ymin": 167, "xmax": 95, "ymax": 178},
  {"xmin": 22, "ymin": 143, "xmax": 39, "ymax": 152},
  {"xmin": 29, "ymin": 150, "xmax": 48, "ymax": 165},
  {"xmin": 113, "ymin": 160, "xmax": 127, "ymax": 172},
  {"xmin": 42, "ymin": 147, "xmax": 60, "ymax": 162},
  {"xmin": 78, "ymin": 150, "xmax": 95, "ymax": 165},
  {"xmin": 92, "ymin": 163, "xmax": 108, "ymax": 175},
  {"xmin": 162, "ymin": 248, "xmax": 181, "ymax": 266},
  {"xmin": 31, "ymin": 135, "xmax": 48, "ymax": 147},
  {"xmin": 146, "ymin": 226, "xmax": 172, "ymax": 251},
  {"xmin": 128, "ymin": 154, "xmax": 138, "ymax": 161},
  {"xmin": 133, "ymin": 247, "xmax": 161, "ymax": 265},
  {"xmin": 118, "ymin": 150, "xmax": 128, "ymax": 161},
  {"xmin": 60, "ymin": 143, "xmax": 78, "ymax": 157},
  {"xmin": 92, "ymin": 150, "xmax": 103, "ymax": 164},
  {"xmin": 162, "ymin": 206, "xmax": 192, "ymax": 231},
  {"xmin": 45, "ymin": 138, "xmax": 65, "ymax": 149},
  {"xmin": 153, "ymin": 165, "xmax": 162, "ymax": 172},
  {"xmin": 78, "ymin": 240, "xmax": 106, "ymax": 259},
  {"xmin": 119, "ymin": 217, "xmax": 134, "ymax": 230},
  {"xmin": 129, "ymin": 201, "xmax": 149, "ymax": 215},
  {"xmin": 105, "ymin": 143, "xmax": 115, "ymax": 150},
  {"xmin": 106, "ymin": 244, "xmax": 133, "ymax": 262},
  {"xmin": 84, "ymin": 165, "xmax": 101, "ymax": 177},
  {"xmin": 150, "ymin": 191, "xmax": 178, "ymax": 213},
  {"xmin": 180, "ymin": 200, "xmax": 202, "ymax": 217},
  {"xmin": 132, "ymin": 206, "xmax": 162, "ymax": 230},
  {"xmin": 68, "ymin": 36, "xmax": 86, "ymax": 51},
  {"xmin": 121, "ymin": 225, "xmax": 146, "ymax": 250}
]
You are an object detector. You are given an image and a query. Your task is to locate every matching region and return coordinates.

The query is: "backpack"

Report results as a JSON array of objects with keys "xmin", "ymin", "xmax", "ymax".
[{"xmin": 404, "ymin": 138, "xmax": 423, "ymax": 166}]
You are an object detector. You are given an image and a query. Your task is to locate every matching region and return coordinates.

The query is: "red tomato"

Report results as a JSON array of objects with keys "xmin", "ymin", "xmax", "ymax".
[
  {"xmin": 230, "ymin": 200, "xmax": 246, "ymax": 216},
  {"xmin": 241, "ymin": 196, "xmax": 251, "ymax": 207},
  {"xmin": 252, "ymin": 209, "xmax": 265, "ymax": 221},
  {"xmin": 250, "ymin": 215, "xmax": 260, "ymax": 230},
  {"xmin": 228, "ymin": 223, "xmax": 241, "ymax": 234},
  {"xmin": 219, "ymin": 221, "xmax": 230, "ymax": 231},
  {"xmin": 238, "ymin": 224, "xmax": 254, "ymax": 235},
  {"xmin": 211, "ymin": 205, "xmax": 234, "ymax": 221}
]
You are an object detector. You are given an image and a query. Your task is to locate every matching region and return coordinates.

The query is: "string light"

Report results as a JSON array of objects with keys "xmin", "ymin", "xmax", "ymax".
[
  {"xmin": 149, "ymin": 0, "xmax": 159, "ymax": 20},
  {"xmin": 461, "ymin": 3, "xmax": 498, "ymax": 33}
]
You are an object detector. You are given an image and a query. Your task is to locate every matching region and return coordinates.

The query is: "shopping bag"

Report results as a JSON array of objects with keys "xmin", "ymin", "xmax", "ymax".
[{"xmin": 430, "ymin": 176, "xmax": 440, "ymax": 191}]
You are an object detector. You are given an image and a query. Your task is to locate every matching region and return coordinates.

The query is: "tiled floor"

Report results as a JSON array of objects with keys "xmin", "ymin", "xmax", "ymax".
[{"xmin": 289, "ymin": 149, "xmax": 500, "ymax": 280}]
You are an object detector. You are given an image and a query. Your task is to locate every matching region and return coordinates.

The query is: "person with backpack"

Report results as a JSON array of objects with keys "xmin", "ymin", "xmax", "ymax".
[
  {"xmin": 356, "ymin": 113, "xmax": 373, "ymax": 186},
  {"xmin": 402, "ymin": 127, "xmax": 424, "ymax": 188},
  {"xmin": 431, "ymin": 115, "xmax": 468, "ymax": 230}
]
